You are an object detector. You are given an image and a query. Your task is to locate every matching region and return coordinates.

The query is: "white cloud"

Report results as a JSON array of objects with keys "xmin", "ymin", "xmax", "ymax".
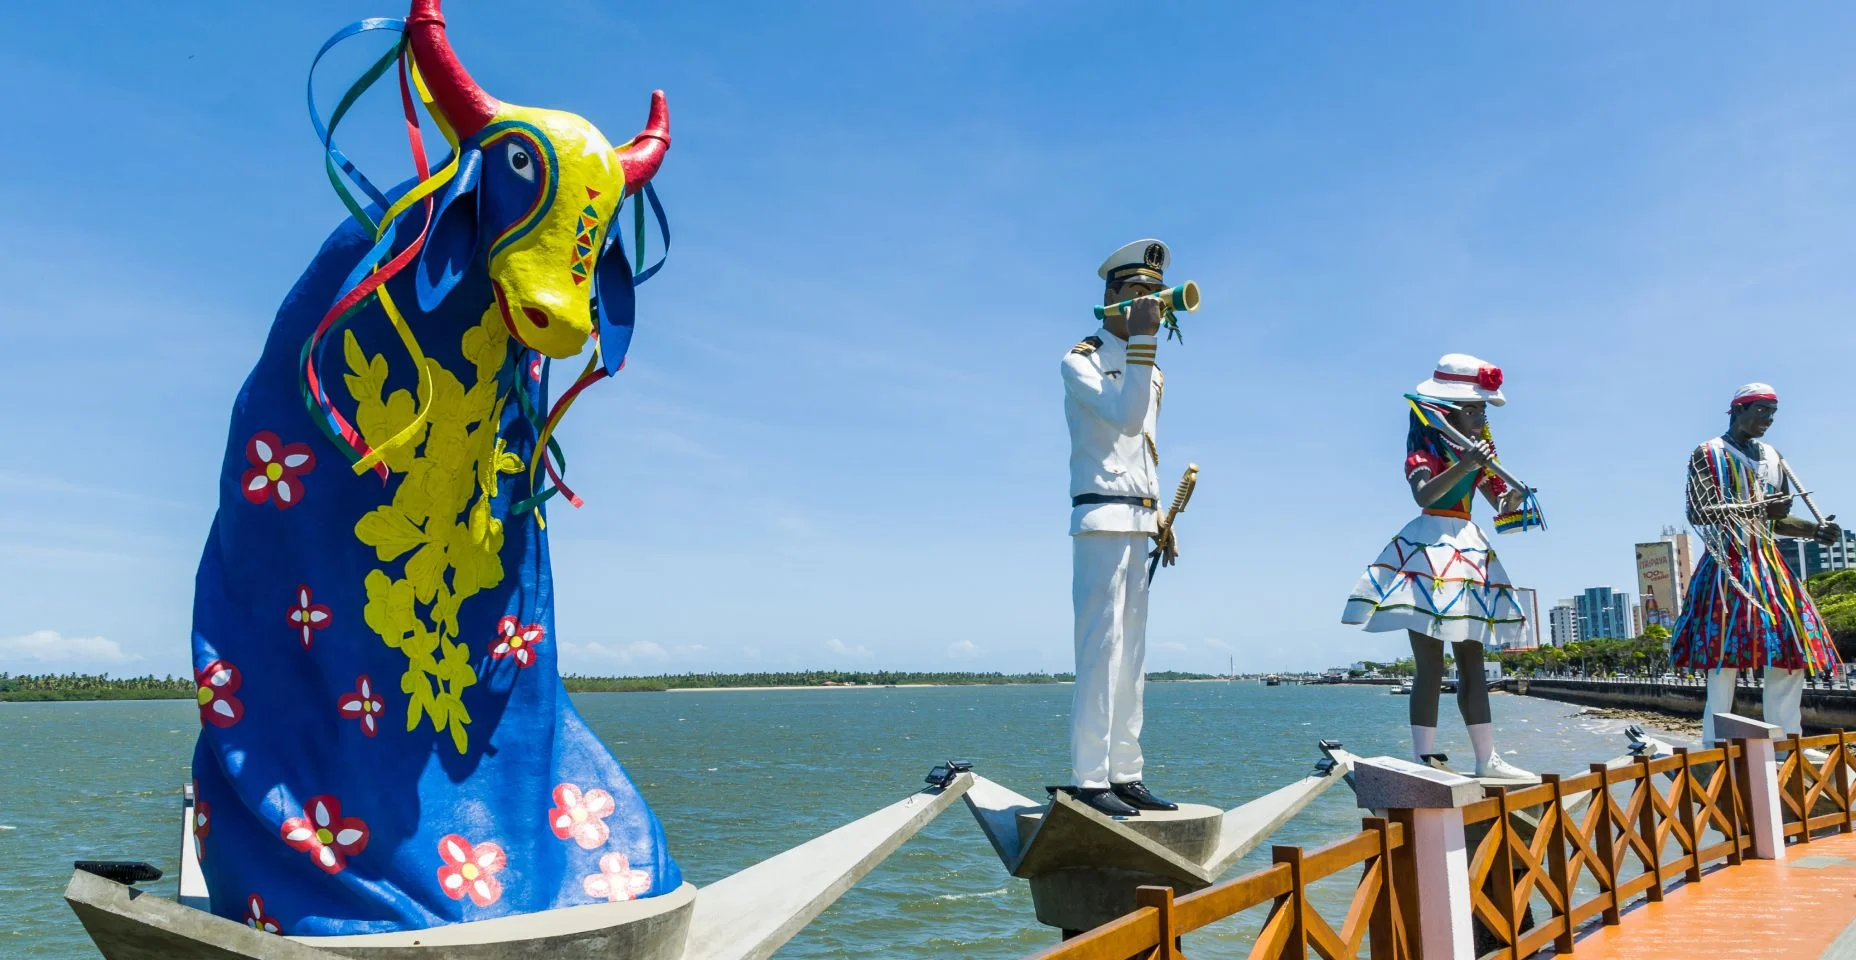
[
  {"xmin": 559, "ymin": 639, "xmax": 669, "ymax": 673},
  {"xmin": 1203, "ymin": 638, "xmax": 1234, "ymax": 652},
  {"xmin": 947, "ymin": 638, "xmax": 980, "ymax": 658},
  {"xmin": 1156, "ymin": 641, "xmax": 1190, "ymax": 653},
  {"xmin": 672, "ymin": 644, "xmax": 709, "ymax": 657},
  {"xmin": 826, "ymin": 637, "xmax": 872, "ymax": 658},
  {"xmin": 0, "ymin": 630, "xmax": 141, "ymax": 672}
]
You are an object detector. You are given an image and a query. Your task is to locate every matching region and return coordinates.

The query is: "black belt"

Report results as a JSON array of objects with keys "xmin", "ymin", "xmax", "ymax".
[{"xmin": 1072, "ymin": 493, "xmax": 1157, "ymax": 508}]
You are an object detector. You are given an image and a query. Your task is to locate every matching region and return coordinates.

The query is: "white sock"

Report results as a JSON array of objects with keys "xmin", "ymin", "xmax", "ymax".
[
  {"xmin": 1411, "ymin": 725, "xmax": 1437, "ymax": 763},
  {"xmin": 1468, "ymin": 723, "xmax": 1495, "ymax": 768}
]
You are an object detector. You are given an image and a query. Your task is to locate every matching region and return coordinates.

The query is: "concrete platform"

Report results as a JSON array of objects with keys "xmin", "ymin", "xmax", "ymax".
[{"xmin": 962, "ymin": 748, "xmax": 1353, "ymax": 934}]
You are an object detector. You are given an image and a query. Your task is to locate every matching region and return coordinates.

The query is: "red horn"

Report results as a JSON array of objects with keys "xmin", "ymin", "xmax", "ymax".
[
  {"xmin": 615, "ymin": 91, "xmax": 671, "ymax": 196},
  {"xmin": 406, "ymin": 0, "xmax": 498, "ymax": 139}
]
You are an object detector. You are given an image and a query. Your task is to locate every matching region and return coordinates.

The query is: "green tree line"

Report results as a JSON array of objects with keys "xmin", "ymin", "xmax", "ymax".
[
  {"xmin": 1, "ymin": 669, "xmax": 1226, "ymax": 701},
  {"xmin": 0, "ymin": 673, "xmax": 195, "ymax": 701}
]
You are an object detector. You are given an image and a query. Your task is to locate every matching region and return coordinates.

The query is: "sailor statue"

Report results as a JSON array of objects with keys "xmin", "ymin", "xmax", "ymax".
[{"xmin": 1061, "ymin": 239, "xmax": 1181, "ymax": 818}]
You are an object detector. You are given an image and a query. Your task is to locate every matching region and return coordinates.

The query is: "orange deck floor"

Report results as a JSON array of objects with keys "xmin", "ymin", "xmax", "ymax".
[{"xmin": 1563, "ymin": 830, "xmax": 1856, "ymax": 959}]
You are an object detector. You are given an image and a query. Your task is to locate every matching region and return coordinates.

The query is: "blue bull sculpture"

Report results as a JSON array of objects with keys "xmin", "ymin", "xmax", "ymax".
[{"xmin": 187, "ymin": 0, "xmax": 681, "ymax": 934}]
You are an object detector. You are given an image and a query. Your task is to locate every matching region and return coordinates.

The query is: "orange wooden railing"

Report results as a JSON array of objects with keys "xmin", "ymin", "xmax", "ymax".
[
  {"xmin": 1777, "ymin": 730, "xmax": 1856, "ymax": 841},
  {"xmin": 1026, "ymin": 817, "xmax": 1412, "ymax": 960},
  {"xmin": 1458, "ymin": 743, "xmax": 1750, "ymax": 960},
  {"xmin": 1032, "ymin": 732, "xmax": 1856, "ymax": 960}
]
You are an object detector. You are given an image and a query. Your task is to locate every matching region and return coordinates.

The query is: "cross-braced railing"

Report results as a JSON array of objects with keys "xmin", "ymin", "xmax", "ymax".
[
  {"xmin": 1027, "ymin": 818, "xmax": 1411, "ymax": 960},
  {"xmin": 1776, "ymin": 730, "xmax": 1856, "ymax": 841},
  {"xmin": 1453, "ymin": 744, "xmax": 1750, "ymax": 959}
]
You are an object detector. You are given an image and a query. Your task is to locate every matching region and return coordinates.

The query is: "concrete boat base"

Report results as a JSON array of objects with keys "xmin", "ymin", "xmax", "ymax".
[{"xmin": 66, "ymin": 870, "xmax": 694, "ymax": 960}]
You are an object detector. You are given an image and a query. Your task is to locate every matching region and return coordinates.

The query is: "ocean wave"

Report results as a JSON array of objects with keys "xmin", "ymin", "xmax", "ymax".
[{"xmin": 936, "ymin": 885, "xmax": 1010, "ymax": 902}]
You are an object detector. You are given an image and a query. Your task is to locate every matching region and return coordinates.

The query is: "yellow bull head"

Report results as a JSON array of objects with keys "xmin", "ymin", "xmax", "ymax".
[{"xmin": 406, "ymin": 0, "xmax": 669, "ymax": 359}]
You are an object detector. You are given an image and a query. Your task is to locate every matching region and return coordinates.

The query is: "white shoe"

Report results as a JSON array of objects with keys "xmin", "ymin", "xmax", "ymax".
[
  {"xmin": 1803, "ymin": 747, "xmax": 1831, "ymax": 766},
  {"xmin": 1477, "ymin": 755, "xmax": 1539, "ymax": 783}
]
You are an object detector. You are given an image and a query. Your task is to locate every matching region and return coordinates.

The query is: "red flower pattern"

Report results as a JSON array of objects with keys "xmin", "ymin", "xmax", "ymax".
[
  {"xmin": 1477, "ymin": 365, "xmax": 1503, "ymax": 392},
  {"xmin": 490, "ymin": 616, "xmax": 545, "ymax": 668},
  {"xmin": 287, "ymin": 585, "xmax": 332, "ymax": 649},
  {"xmin": 280, "ymin": 795, "xmax": 369, "ymax": 874},
  {"xmin": 244, "ymin": 894, "xmax": 280, "ymax": 934},
  {"xmin": 583, "ymin": 852, "xmax": 652, "ymax": 902},
  {"xmin": 437, "ymin": 834, "xmax": 507, "ymax": 907},
  {"xmin": 335, "ymin": 675, "xmax": 385, "ymax": 737},
  {"xmin": 240, "ymin": 431, "xmax": 316, "ymax": 509},
  {"xmin": 195, "ymin": 660, "xmax": 244, "ymax": 728},
  {"xmin": 548, "ymin": 783, "xmax": 617, "ymax": 850},
  {"xmin": 193, "ymin": 794, "xmax": 211, "ymax": 862}
]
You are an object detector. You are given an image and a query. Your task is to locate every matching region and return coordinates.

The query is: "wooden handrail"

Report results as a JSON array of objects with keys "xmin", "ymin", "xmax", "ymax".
[
  {"xmin": 1029, "ymin": 819, "xmax": 1410, "ymax": 960},
  {"xmin": 1022, "ymin": 734, "xmax": 1856, "ymax": 960}
]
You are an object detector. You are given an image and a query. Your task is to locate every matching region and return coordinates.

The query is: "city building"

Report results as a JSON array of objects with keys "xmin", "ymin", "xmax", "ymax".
[
  {"xmin": 1777, "ymin": 529, "xmax": 1856, "ymax": 580},
  {"xmin": 1510, "ymin": 587, "xmax": 1542, "ymax": 650},
  {"xmin": 1634, "ymin": 528, "xmax": 1693, "ymax": 628},
  {"xmin": 1548, "ymin": 600, "xmax": 1580, "ymax": 647},
  {"xmin": 1575, "ymin": 587, "xmax": 1633, "ymax": 640}
]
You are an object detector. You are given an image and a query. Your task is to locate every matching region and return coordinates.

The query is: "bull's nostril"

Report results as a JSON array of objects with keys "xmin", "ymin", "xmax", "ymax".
[{"xmin": 522, "ymin": 307, "xmax": 550, "ymax": 329}]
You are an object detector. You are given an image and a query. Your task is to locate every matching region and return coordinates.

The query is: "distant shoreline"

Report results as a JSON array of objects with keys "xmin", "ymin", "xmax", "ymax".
[{"xmin": 0, "ymin": 670, "xmax": 1237, "ymax": 701}]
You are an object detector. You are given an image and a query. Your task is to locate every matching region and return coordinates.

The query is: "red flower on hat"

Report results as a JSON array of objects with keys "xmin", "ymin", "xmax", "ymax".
[{"xmin": 1476, "ymin": 366, "xmax": 1503, "ymax": 392}]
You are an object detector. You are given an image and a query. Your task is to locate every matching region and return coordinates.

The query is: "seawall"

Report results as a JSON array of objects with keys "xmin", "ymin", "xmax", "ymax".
[{"xmin": 1507, "ymin": 677, "xmax": 1856, "ymax": 734}]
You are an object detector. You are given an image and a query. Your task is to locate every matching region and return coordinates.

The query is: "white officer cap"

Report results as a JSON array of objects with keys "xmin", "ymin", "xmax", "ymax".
[{"xmin": 1097, "ymin": 239, "xmax": 1170, "ymax": 288}]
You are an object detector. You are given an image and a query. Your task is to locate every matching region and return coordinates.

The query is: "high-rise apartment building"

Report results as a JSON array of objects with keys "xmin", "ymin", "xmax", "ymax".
[
  {"xmin": 1575, "ymin": 587, "xmax": 1633, "ymax": 640},
  {"xmin": 1548, "ymin": 600, "xmax": 1580, "ymax": 647},
  {"xmin": 1510, "ymin": 587, "xmax": 1542, "ymax": 649}
]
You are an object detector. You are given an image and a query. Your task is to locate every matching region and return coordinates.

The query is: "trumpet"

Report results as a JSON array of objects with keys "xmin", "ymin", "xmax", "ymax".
[{"xmin": 1094, "ymin": 281, "xmax": 1201, "ymax": 322}]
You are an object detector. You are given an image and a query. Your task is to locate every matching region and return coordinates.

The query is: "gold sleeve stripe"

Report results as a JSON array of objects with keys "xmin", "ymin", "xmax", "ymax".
[{"xmin": 1127, "ymin": 358, "xmax": 1155, "ymax": 367}]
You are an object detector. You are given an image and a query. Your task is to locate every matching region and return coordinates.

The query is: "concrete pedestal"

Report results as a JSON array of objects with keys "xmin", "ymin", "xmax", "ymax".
[{"xmin": 1014, "ymin": 804, "xmax": 1222, "ymax": 932}]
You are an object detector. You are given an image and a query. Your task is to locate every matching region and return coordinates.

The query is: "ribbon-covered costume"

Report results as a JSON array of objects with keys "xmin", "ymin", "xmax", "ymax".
[
  {"xmin": 1672, "ymin": 384, "xmax": 1839, "ymax": 745},
  {"xmin": 1341, "ymin": 446, "xmax": 1527, "ymax": 646},
  {"xmin": 187, "ymin": 2, "xmax": 682, "ymax": 935}
]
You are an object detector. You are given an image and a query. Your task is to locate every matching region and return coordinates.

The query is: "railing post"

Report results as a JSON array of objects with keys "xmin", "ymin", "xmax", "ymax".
[
  {"xmin": 1488, "ymin": 787, "xmax": 1520, "ymax": 951},
  {"xmin": 1633, "ymin": 755, "xmax": 1665, "ymax": 902},
  {"xmin": 1588, "ymin": 762, "xmax": 1622, "ymax": 925},
  {"xmin": 1364, "ymin": 817, "xmax": 1400, "ymax": 960},
  {"xmin": 1717, "ymin": 712, "xmax": 1786, "ymax": 859},
  {"xmin": 1353, "ymin": 757, "xmax": 1482, "ymax": 960},
  {"xmin": 1134, "ymin": 885, "xmax": 1178, "ymax": 960},
  {"xmin": 1787, "ymin": 733, "xmax": 1810, "ymax": 846},
  {"xmin": 1724, "ymin": 742, "xmax": 1745, "ymax": 866},
  {"xmin": 1388, "ymin": 808, "xmax": 1423, "ymax": 960},
  {"xmin": 1674, "ymin": 747, "xmax": 1703, "ymax": 883},
  {"xmin": 1273, "ymin": 845, "xmax": 1308, "ymax": 960},
  {"xmin": 1542, "ymin": 774, "xmax": 1575, "ymax": 954},
  {"xmin": 1839, "ymin": 729, "xmax": 1853, "ymax": 833}
]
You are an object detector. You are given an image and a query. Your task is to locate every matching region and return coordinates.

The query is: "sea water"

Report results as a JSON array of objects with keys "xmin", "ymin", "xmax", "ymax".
[{"xmin": 0, "ymin": 682, "xmax": 1684, "ymax": 958}]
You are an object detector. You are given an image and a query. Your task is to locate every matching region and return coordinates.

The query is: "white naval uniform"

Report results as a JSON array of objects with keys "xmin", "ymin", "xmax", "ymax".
[{"xmin": 1063, "ymin": 328, "xmax": 1162, "ymax": 790}]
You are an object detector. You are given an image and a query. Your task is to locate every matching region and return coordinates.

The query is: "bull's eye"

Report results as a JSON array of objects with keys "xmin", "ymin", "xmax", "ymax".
[{"xmin": 506, "ymin": 142, "xmax": 536, "ymax": 182}]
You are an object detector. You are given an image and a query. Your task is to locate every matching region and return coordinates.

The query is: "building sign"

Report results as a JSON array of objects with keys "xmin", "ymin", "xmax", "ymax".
[{"xmin": 1635, "ymin": 541, "xmax": 1679, "ymax": 628}]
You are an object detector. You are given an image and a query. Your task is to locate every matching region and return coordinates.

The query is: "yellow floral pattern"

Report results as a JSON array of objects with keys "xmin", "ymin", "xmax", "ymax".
[{"xmin": 344, "ymin": 306, "xmax": 524, "ymax": 753}]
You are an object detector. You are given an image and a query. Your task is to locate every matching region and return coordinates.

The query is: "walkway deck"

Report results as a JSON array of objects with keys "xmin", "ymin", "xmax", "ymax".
[{"xmin": 1569, "ymin": 831, "xmax": 1856, "ymax": 959}]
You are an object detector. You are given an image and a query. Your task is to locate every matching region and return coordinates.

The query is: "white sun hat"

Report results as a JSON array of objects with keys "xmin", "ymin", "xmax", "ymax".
[{"xmin": 1414, "ymin": 353, "xmax": 1506, "ymax": 406}]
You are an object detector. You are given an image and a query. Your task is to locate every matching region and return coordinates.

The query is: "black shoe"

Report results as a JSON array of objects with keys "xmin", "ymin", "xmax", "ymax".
[
  {"xmin": 1075, "ymin": 788, "xmax": 1141, "ymax": 818},
  {"xmin": 1111, "ymin": 780, "xmax": 1178, "ymax": 811}
]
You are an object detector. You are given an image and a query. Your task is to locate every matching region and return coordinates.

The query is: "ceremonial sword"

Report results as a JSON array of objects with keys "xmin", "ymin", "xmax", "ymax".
[{"xmin": 1148, "ymin": 463, "xmax": 1199, "ymax": 582}]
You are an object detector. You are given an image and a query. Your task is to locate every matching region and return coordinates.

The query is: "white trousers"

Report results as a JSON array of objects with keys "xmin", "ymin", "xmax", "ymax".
[
  {"xmin": 1072, "ymin": 532, "xmax": 1150, "ymax": 789},
  {"xmin": 1702, "ymin": 667, "xmax": 1806, "ymax": 744}
]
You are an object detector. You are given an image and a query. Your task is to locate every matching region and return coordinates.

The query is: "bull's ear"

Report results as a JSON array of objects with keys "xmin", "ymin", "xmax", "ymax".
[
  {"xmin": 415, "ymin": 147, "xmax": 483, "ymax": 312},
  {"xmin": 591, "ymin": 227, "xmax": 637, "ymax": 376}
]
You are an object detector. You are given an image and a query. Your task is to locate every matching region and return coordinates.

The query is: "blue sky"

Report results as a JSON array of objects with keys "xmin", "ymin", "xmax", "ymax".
[{"xmin": 4, "ymin": 3, "xmax": 1856, "ymax": 677}]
